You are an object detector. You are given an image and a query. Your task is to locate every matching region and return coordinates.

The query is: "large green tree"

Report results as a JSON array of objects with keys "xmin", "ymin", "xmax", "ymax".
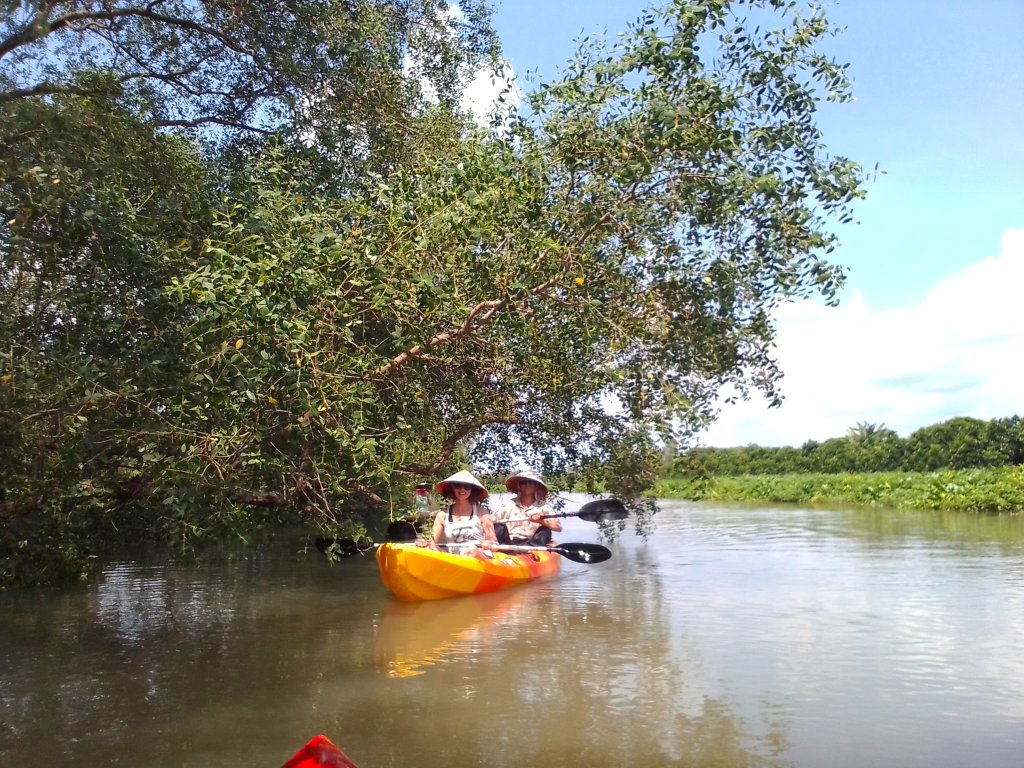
[
  {"xmin": 162, "ymin": 0, "xmax": 863, "ymax": 523},
  {"xmin": 0, "ymin": 84, "xmax": 214, "ymax": 582},
  {"xmin": 2, "ymin": 0, "xmax": 866, "ymax": 585},
  {"xmin": 1, "ymin": 0, "xmax": 498, "ymax": 584}
]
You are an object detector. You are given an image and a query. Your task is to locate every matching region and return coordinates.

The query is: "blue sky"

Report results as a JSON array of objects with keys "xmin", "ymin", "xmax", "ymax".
[{"xmin": 476, "ymin": 0, "xmax": 1024, "ymax": 447}]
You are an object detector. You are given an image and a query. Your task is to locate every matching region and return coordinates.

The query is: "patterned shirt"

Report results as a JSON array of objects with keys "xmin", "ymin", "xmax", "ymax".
[{"xmin": 493, "ymin": 498, "xmax": 554, "ymax": 541}]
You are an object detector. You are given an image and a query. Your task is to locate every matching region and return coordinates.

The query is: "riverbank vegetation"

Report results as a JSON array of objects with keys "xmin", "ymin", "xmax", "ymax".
[
  {"xmin": 659, "ymin": 417, "xmax": 1024, "ymax": 512},
  {"xmin": 656, "ymin": 466, "xmax": 1024, "ymax": 513},
  {"xmin": 2, "ymin": 1, "xmax": 865, "ymax": 586}
]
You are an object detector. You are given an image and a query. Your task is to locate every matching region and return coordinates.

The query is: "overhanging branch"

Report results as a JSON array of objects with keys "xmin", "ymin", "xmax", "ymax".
[
  {"xmin": 402, "ymin": 411, "xmax": 520, "ymax": 475},
  {"xmin": 376, "ymin": 278, "xmax": 565, "ymax": 377},
  {"xmin": 376, "ymin": 296, "xmax": 506, "ymax": 376}
]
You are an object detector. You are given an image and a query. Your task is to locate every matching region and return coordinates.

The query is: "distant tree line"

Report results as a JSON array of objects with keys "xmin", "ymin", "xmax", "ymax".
[{"xmin": 675, "ymin": 417, "xmax": 1024, "ymax": 476}]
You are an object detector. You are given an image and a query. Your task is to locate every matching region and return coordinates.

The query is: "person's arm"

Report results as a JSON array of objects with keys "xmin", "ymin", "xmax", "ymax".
[
  {"xmin": 491, "ymin": 499, "xmax": 510, "ymax": 521},
  {"xmin": 532, "ymin": 504, "xmax": 562, "ymax": 532},
  {"xmin": 429, "ymin": 511, "xmax": 444, "ymax": 549},
  {"xmin": 479, "ymin": 512, "xmax": 498, "ymax": 544},
  {"xmin": 544, "ymin": 512, "xmax": 562, "ymax": 532}
]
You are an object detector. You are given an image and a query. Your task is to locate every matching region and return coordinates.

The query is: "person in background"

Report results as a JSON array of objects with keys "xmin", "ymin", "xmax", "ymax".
[
  {"xmin": 493, "ymin": 469, "xmax": 562, "ymax": 546},
  {"xmin": 411, "ymin": 482, "xmax": 434, "ymax": 518},
  {"xmin": 421, "ymin": 470, "xmax": 497, "ymax": 557},
  {"xmin": 409, "ymin": 481, "xmax": 435, "ymax": 538}
]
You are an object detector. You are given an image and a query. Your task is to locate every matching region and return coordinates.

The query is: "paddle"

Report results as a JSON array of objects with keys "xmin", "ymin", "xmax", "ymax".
[
  {"xmin": 501, "ymin": 498, "xmax": 628, "ymax": 524},
  {"xmin": 315, "ymin": 506, "xmax": 621, "ymax": 561},
  {"xmin": 570, "ymin": 498, "xmax": 629, "ymax": 522},
  {"xmin": 384, "ymin": 519, "xmax": 419, "ymax": 541},
  {"xmin": 315, "ymin": 520, "xmax": 419, "ymax": 558},
  {"xmin": 499, "ymin": 542, "xmax": 612, "ymax": 564},
  {"xmin": 436, "ymin": 541, "xmax": 613, "ymax": 564},
  {"xmin": 317, "ymin": 530, "xmax": 611, "ymax": 564},
  {"xmin": 314, "ymin": 536, "xmax": 374, "ymax": 558}
]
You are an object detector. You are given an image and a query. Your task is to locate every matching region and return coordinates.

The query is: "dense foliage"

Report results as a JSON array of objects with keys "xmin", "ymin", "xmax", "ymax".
[
  {"xmin": 675, "ymin": 417, "xmax": 1024, "ymax": 476},
  {"xmin": 656, "ymin": 466, "xmax": 1024, "ymax": 514},
  {"xmin": 0, "ymin": 1, "xmax": 496, "ymax": 149},
  {"xmin": 2, "ymin": 0, "xmax": 866, "ymax": 586}
]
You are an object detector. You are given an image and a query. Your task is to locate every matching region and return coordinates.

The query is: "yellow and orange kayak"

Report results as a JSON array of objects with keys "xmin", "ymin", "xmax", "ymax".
[{"xmin": 375, "ymin": 543, "xmax": 561, "ymax": 601}]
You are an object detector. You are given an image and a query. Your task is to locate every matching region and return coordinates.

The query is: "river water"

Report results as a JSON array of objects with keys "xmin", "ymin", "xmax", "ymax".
[{"xmin": 2, "ymin": 497, "xmax": 1024, "ymax": 767}]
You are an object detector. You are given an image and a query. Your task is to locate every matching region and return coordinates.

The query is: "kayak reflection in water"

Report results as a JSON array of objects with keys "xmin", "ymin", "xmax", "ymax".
[
  {"xmin": 418, "ymin": 470, "xmax": 498, "ymax": 559},
  {"xmin": 281, "ymin": 735, "xmax": 358, "ymax": 768}
]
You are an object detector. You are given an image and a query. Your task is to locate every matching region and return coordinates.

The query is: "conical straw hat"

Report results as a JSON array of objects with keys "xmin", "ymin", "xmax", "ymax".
[
  {"xmin": 435, "ymin": 470, "xmax": 489, "ymax": 500},
  {"xmin": 505, "ymin": 469, "xmax": 549, "ymax": 501}
]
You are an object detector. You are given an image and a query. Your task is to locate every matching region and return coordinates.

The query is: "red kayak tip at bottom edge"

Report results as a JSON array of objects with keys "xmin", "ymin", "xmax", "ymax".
[{"xmin": 281, "ymin": 735, "xmax": 359, "ymax": 768}]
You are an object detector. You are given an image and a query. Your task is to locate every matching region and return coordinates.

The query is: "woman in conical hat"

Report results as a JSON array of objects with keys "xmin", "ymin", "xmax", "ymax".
[
  {"xmin": 493, "ymin": 469, "xmax": 561, "ymax": 545},
  {"xmin": 423, "ymin": 470, "xmax": 497, "ymax": 555},
  {"xmin": 434, "ymin": 469, "xmax": 489, "ymax": 501}
]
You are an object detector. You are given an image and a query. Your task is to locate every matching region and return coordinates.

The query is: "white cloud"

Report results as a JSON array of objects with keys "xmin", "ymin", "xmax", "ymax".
[
  {"xmin": 460, "ymin": 61, "xmax": 520, "ymax": 127},
  {"xmin": 404, "ymin": 3, "xmax": 520, "ymax": 128},
  {"xmin": 699, "ymin": 227, "xmax": 1024, "ymax": 447}
]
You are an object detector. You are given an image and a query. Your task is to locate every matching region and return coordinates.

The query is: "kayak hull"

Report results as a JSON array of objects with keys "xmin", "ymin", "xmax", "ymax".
[{"xmin": 375, "ymin": 543, "xmax": 561, "ymax": 601}]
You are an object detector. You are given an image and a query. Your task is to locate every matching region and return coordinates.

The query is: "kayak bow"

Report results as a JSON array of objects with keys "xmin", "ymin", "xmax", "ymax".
[
  {"xmin": 281, "ymin": 735, "xmax": 358, "ymax": 768},
  {"xmin": 375, "ymin": 543, "xmax": 561, "ymax": 601}
]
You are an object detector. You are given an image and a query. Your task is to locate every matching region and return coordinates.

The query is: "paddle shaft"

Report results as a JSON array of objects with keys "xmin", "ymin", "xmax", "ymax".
[
  {"xmin": 498, "ymin": 498, "xmax": 628, "ymax": 525},
  {"xmin": 317, "ymin": 536, "xmax": 611, "ymax": 564},
  {"xmin": 498, "ymin": 511, "xmax": 572, "ymax": 524},
  {"xmin": 436, "ymin": 541, "xmax": 612, "ymax": 564},
  {"xmin": 314, "ymin": 500, "xmax": 625, "ymax": 558}
]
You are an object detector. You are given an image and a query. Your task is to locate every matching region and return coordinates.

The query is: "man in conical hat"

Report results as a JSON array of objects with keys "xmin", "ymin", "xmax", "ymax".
[{"xmin": 492, "ymin": 469, "xmax": 561, "ymax": 545}]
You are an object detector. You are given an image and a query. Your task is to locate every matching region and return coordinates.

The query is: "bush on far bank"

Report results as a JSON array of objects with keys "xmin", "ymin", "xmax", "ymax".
[{"xmin": 655, "ymin": 466, "xmax": 1024, "ymax": 513}]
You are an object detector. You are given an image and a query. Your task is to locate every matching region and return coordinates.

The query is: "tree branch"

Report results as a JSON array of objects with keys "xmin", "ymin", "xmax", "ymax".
[
  {"xmin": 375, "ymin": 296, "xmax": 506, "ymax": 376},
  {"xmin": 0, "ymin": 1, "xmax": 59, "ymax": 59},
  {"xmin": 1, "ymin": 499, "xmax": 43, "ymax": 518},
  {"xmin": 231, "ymin": 488, "xmax": 286, "ymax": 507},
  {"xmin": 46, "ymin": 5, "xmax": 252, "ymax": 58},
  {"xmin": 402, "ymin": 411, "xmax": 520, "ymax": 475},
  {"xmin": 376, "ymin": 275, "xmax": 569, "ymax": 377},
  {"xmin": 153, "ymin": 115, "xmax": 277, "ymax": 134}
]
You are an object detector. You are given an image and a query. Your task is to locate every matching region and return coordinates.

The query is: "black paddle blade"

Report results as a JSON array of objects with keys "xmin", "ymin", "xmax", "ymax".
[
  {"xmin": 315, "ymin": 537, "xmax": 371, "ymax": 558},
  {"xmin": 575, "ymin": 499, "xmax": 629, "ymax": 523},
  {"xmin": 384, "ymin": 520, "xmax": 418, "ymax": 542},
  {"xmin": 552, "ymin": 542, "xmax": 612, "ymax": 564}
]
